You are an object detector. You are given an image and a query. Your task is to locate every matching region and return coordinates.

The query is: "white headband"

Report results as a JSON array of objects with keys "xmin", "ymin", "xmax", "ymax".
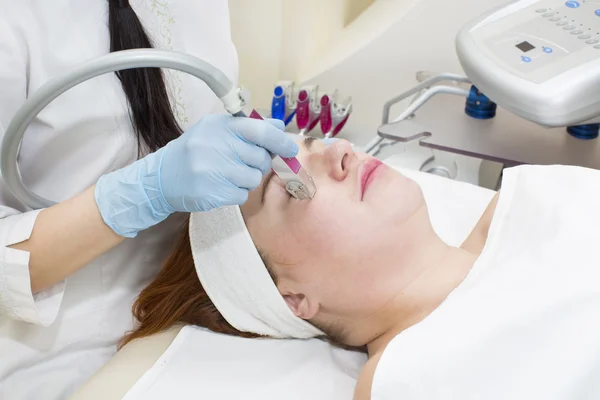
[{"xmin": 189, "ymin": 206, "xmax": 324, "ymax": 339}]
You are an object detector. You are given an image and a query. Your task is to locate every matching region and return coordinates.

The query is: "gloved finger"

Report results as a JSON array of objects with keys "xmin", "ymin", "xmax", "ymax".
[
  {"xmin": 226, "ymin": 164, "xmax": 264, "ymax": 191},
  {"xmin": 265, "ymin": 118, "xmax": 285, "ymax": 131},
  {"xmin": 233, "ymin": 140, "xmax": 272, "ymax": 176},
  {"xmin": 232, "ymin": 118, "xmax": 299, "ymax": 158},
  {"xmin": 218, "ymin": 186, "xmax": 250, "ymax": 206}
]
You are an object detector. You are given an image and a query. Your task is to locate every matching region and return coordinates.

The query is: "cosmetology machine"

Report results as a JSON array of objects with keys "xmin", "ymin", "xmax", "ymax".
[
  {"xmin": 366, "ymin": 0, "xmax": 600, "ymax": 184},
  {"xmin": 0, "ymin": 50, "xmax": 317, "ymax": 210},
  {"xmin": 269, "ymin": 80, "xmax": 353, "ymax": 138}
]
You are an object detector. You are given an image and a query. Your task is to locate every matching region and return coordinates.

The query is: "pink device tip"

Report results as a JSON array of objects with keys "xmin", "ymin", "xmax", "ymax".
[
  {"xmin": 248, "ymin": 109, "xmax": 263, "ymax": 120},
  {"xmin": 320, "ymin": 95, "xmax": 332, "ymax": 134},
  {"xmin": 247, "ymin": 108, "xmax": 301, "ymax": 173},
  {"xmin": 282, "ymin": 156, "xmax": 301, "ymax": 173}
]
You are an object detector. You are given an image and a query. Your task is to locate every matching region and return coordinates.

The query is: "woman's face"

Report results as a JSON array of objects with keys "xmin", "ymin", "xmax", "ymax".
[{"xmin": 241, "ymin": 138, "xmax": 427, "ymax": 336}]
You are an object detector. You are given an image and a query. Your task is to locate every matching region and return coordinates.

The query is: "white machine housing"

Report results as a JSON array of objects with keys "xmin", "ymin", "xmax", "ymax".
[{"xmin": 456, "ymin": 0, "xmax": 600, "ymax": 127}]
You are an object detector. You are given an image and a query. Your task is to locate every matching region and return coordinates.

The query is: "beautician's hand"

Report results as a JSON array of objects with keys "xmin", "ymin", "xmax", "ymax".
[{"xmin": 95, "ymin": 114, "xmax": 298, "ymax": 238}]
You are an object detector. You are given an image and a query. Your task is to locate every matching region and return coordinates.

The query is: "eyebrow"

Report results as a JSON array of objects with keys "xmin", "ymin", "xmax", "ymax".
[
  {"xmin": 260, "ymin": 137, "xmax": 316, "ymax": 204},
  {"xmin": 261, "ymin": 170, "xmax": 275, "ymax": 204},
  {"xmin": 304, "ymin": 136, "xmax": 316, "ymax": 151}
]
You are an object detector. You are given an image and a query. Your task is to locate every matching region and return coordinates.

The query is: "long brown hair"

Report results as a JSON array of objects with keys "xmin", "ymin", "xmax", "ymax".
[
  {"xmin": 120, "ymin": 222, "xmax": 362, "ymax": 352},
  {"xmin": 119, "ymin": 221, "xmax": 261, "ymax": 348}
]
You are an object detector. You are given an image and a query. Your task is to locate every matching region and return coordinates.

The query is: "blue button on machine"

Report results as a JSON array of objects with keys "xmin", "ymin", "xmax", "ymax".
[
  {"xmin": 543, "ymin": 47, "xmax": 553, "ymax": 53},
  {"xmin": 595, "ymin": 9, "xmax": 600, "ymax": 16},
  {"xmin": 522, "ymin": 56, "xmax": 532, "ymax": 63},
  {"xmin": 565, "ymin": 1, "xmax": 580, "ymax": 8}
]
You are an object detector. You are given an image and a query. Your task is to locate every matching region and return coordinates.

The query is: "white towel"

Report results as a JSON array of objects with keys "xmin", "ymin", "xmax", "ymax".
[
  {"xmin": 189, "ymin": 206, "xmax": 324, "ymax": 339},
  {"xmin": 372, "ymin": 165, "xmax": 600, "ymax": 399}
]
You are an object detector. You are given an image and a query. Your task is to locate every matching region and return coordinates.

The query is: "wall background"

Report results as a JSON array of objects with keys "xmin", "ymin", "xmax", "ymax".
[
  {"xmin": 228, "ymin": 0, "xmax": 509, "ymax": 145},
  {"xmin": 228, "ymin": 0, "xmax": 375, "ymax": 108}
]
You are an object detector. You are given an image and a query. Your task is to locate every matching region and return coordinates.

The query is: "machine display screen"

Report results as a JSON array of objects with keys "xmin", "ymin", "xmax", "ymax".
[{"xmin": 516, "ymin": 41, "xmax": 535, "ymax": 52}]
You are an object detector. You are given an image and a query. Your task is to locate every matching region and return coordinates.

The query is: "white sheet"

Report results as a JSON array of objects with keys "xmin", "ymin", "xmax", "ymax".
[
  {"xmin": 123, "ymin": 326, "xmax": 365, "ymax": 400},
  {"xmin": 373, "ymin": 165, "xmax": 600, "ymax": 399},
  {"xmin": 122, "ymin": 166, "xmax": 496, "ymax": 400}
]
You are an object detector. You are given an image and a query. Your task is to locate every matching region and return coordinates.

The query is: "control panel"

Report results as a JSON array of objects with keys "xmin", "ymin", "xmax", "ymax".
[{"xmin": 473, "ymin": 0, "xmax": 600, "ymax": 83}]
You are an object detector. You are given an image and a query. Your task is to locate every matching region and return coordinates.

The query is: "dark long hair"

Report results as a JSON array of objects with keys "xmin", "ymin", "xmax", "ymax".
[{"xmin": 107, "ymin": 0, "xmax": 182, "ymax": 155}]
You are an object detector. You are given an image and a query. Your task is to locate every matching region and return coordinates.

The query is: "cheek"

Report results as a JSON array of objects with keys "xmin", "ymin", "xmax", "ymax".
[
  {"xmin": 306, "ymin": 253, "xmax": 397, "ymax": 319},
  {"xmin": 287, "ymin": 196, "xmax": 357, "ymax": 252},
  {"xmin": 281, "ymin": 173, "xmax": 423, "ymax": 259},
  {"xmin": 283, "ymin": 194, "xmax": 382, "ymax": 273},
  {"xmin": 272, "ymin": 197, "xmax": 410, "ymax": 314}
]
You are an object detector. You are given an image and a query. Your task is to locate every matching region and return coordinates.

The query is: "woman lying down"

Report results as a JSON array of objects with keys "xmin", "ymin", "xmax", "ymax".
[{"xmin": 75, "ymin": 138, "xmax": 600, "ymax": 399}]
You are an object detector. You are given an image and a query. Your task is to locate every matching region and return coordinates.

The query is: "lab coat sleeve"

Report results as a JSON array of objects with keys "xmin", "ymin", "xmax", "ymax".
[
  {"xmin": 0, "ymin": 208, "xmax": 65, "ymax": 326},
  {"xmin": 0, "ymin": 10, "xmax": 66, "ymax": 326}
]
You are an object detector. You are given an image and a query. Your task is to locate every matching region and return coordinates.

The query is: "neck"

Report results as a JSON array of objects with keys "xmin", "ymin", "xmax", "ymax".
[{"xmin": 365, "ymin": 242, "xmax": 479, "ymax": 356}]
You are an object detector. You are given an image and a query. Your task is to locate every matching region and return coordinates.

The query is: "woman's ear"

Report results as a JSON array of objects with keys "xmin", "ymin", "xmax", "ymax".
[{"xmin": 283, "ymin": 293, "xmax": 319, "ymax": 320}]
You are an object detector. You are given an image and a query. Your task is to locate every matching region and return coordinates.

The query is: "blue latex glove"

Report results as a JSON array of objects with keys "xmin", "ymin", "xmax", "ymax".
[{"xmin": 95, "ymin": 114, "xmax": 298, "ymax": 238}]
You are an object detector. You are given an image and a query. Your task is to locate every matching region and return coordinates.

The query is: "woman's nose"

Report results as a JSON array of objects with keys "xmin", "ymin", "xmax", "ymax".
[{"xmin": 323, "ymin": 139, "xmax": 354, "ymax": 181}]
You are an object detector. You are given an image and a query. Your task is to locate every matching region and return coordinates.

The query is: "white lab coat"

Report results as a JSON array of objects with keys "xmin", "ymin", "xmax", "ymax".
[{"xmin": 0, "ymin": 1, "xmax": 238, "ymax": 399}]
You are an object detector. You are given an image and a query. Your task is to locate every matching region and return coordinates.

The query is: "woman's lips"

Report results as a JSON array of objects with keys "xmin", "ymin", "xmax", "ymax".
[{"xmin": 360, "ymin": 159, "xmax": 383, "ymax": 200}]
